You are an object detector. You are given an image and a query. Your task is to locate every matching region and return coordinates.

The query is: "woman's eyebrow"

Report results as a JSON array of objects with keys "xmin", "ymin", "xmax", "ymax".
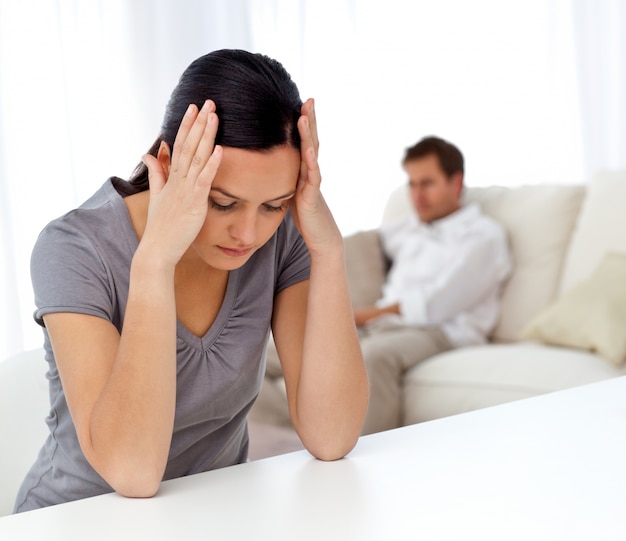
[
  {"xmin": 268, "ymin": 190, "xmax": 296, "ymax": 202},
  {"xmin": 211, "ymin": 187, "xmax": 296, "ymax": 202}
]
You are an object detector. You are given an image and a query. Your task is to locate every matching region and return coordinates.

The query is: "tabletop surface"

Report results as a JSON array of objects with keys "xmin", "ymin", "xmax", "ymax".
[{"xmin": 2, "ymin": 376, "xmax": 625, "ymax": 540}]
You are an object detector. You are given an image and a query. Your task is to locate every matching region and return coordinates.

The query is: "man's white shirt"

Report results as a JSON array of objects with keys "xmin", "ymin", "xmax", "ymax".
[{"xmin": 376, "ymin": 203, "xmax": 512, "ymax": 346}]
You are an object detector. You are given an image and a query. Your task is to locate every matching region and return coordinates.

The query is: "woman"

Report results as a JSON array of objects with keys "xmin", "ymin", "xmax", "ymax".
[{"xmin": 15, "ymin": 49, "xmax": 368, "ymax": 512}]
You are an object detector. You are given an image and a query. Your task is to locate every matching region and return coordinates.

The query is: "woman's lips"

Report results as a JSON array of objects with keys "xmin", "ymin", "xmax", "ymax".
[{"xmin": 218, "ymin": 245, "xmax": 253, "ymax": 257}]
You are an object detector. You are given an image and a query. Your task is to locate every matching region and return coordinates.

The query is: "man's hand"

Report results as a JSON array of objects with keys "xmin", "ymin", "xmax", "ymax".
[{"xmin": 354, "ymin": 304, "xmax": 401, "ymax": 327}]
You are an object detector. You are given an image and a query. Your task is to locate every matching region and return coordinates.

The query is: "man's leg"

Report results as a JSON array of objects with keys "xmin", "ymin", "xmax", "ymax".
[{"xmin": 359, "ymin": 324, "xmax": 452, "ymax": 435}]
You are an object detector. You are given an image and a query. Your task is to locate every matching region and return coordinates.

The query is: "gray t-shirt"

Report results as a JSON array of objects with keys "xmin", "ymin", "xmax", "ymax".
[{"xmin": 15, "ymin": 178, "xmax": 310, "ymax": 512}]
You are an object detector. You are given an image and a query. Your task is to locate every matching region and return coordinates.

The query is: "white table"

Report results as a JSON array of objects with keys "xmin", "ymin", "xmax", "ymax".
[{"xmin": 2, "ymin": 377, "xmax": 625, "ymax": 540}]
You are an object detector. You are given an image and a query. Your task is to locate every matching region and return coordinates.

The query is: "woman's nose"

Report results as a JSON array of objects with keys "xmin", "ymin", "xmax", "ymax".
[{"xmin": 228, "ymin": 211, "xmax": 257, "ymax": 245}]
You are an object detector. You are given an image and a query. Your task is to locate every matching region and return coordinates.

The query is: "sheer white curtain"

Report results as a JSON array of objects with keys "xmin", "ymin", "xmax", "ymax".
[
  {"xmin": 571, "ymin": 0, "xmax": 626, "ymax": 176},
  {"xmin": 0, "ymin": 0, "xmax": 252, "ymax": 360},
  {"xmin": 0, "ymin": 0, "xmax": 623, "ymax": 360}
]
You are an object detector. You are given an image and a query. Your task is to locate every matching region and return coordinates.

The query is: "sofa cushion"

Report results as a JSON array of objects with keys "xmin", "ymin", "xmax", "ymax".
[
  {"xmin": 464, "ymin": 185, "xmax": 585, "ymax": 342},
  {"xmin": 343, "ymin": 230, "xmax": 386, "ymax": 309},
  {"xmin": 559, "ymin": 170, "xmax": 626, "ymax": 294},
  {"xmin": 523, "ymin": 252, "xmax": 626, "ymax": 365},
  {"xmin": 403, "ymin": 343, "xmax": 625, "ymax": 425}
]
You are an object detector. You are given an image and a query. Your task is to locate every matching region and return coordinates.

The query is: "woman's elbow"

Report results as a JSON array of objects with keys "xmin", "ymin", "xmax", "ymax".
[
  {"xmin": 311, "ymin": 443, "xmax": 357, "ymax": 462},
  {"xmin": 111, "ymin": 473, "xmax": 162, "ymax": 499},
  {"xmin": 303, "ymin": 429, "xmax": 360, "ymax": 462},
  {"xmin": 96, "ymin": 460, "xmax": 164, "ymax": 499}
]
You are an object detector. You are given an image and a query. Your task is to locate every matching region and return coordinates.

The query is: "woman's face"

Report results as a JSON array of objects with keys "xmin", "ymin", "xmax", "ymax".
[{"xmin": 191, "ymin": 145, "xmax": 301, "ymax": 270}]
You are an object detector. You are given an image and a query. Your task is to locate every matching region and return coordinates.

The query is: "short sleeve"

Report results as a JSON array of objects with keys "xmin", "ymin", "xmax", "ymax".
[
  {"xmin": 274, "ymin": 212, "xmax": 311, "ymax": 294},
  {"xmin": 30, "ymin": 218, "xmax": 115, "ymax": 327}
]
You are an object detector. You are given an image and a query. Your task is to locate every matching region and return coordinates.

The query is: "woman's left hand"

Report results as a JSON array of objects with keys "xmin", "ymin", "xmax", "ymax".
[{"xmin": 290, "ymin": 98, "xmax": 342, "ymax": 256}]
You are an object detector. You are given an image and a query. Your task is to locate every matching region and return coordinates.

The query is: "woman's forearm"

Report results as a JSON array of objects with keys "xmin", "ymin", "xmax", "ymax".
[
  {"xmin": 89, "ymin": 249, "xmax": 178, "ymax": 496},
  {"xmin": 295, "ymin": 245, "xmax": 369, "ymax": 460}
]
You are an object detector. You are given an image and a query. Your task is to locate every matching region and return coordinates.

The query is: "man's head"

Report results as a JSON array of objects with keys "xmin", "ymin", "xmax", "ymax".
[{"xmin": 402, "ymin": 136, "xmax": 464, "ymax": 223}]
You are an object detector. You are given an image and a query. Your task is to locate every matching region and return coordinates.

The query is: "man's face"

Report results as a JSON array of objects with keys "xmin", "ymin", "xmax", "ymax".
[{"xmin": 405, "ymin": 154, "xmax": 463, "ymax": 223}]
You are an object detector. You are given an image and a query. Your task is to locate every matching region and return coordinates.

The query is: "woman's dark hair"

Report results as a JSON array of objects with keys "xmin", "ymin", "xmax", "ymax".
[
  {"xmin": 128, "ymin": 49, "xmax": 303, "ymax": 190},
  {"xmin": 402, "ymin": 136, "xmax": 464, "ymax": 178}
]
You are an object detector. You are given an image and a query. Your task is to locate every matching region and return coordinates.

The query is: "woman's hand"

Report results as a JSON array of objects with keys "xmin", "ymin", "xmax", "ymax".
[
  {"xmin": 290, "ymin": 98, "xmax": 342, "ymax": 257},
  {"xmin": 140, "ymin": 100, "xmax": 222, "ymax": 266}
]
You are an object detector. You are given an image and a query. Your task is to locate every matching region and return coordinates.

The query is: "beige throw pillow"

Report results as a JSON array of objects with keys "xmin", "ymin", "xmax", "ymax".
[
  {"xmin": 559, "ymin": 171, "xmax": 626, "ymax": 294},
  {"xmin": 523, "ymin": 252, "xmax": 626, "ymax": 365},
  {"xmin": 343, "ymin": 230, "xmax": 387, "ymax": 309}
]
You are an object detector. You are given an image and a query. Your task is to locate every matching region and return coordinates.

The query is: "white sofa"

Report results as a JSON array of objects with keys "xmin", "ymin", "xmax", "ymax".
[
  {"xmin": 250, "ymin": 170, "xmax": 626, "ymax": 429},
  {"xmin": 0, "ymin": 348, "xmax": 50, "ymax": 516}
]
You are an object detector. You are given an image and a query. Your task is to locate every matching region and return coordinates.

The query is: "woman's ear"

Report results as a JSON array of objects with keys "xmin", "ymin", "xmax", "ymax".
[{"xmin": 156, "ymin": 141, "xmax": 171, "ymax": 180}]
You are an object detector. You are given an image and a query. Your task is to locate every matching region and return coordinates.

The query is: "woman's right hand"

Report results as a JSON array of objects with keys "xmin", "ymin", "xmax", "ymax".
[{"xmin": 140, "ymin": 100, "xmax": 222, "ymax": 266}]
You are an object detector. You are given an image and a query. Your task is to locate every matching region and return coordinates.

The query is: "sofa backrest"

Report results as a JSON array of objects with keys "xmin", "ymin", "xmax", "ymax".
[
  {"xmin": 558, "ymin": 171, "xmax": 626, "ymax": 295},
  {"xmin": 381, "ymin": 183, "xmax": 586, "ymax": 342}
]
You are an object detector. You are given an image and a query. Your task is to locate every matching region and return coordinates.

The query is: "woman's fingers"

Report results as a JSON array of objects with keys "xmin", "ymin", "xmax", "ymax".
[
  {"xmin": 170, "ymin": 103, "xmax": 199, "ymax": 174},
  {"xmin": 298, "ymin": 114, "xmax": 321, "ymax": 190},
  {"xmin": 292, "ymin": 101, "xmax": 344, "ymax": 253},
  {"xmin": 171, "ymin": 100, "xmax": 216, "ymax": 180},
  {"xmin": 187, "ymin": 111, "xmax": 220, "ymax": 188},
  {"xmin": 197, "ymin": 144, "xmax": 223, "ymax": 193},
  {"xmin": 301, "ymin": 98, "xmax": 319, "ymax": 155},
  {"xmin": 142, "ymin": 152, "xmax": 167, "ymax": 194}
]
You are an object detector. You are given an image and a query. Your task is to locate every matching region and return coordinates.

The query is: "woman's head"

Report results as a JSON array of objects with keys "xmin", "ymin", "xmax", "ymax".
[{"xmin": 130, "ymin": 49, "xmax": 303, "ymax": 188}]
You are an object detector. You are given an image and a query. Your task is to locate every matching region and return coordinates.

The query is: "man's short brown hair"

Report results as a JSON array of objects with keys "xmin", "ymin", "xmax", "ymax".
[{"xmin": 403, "ymin": 136, "xmax": 464, "ymax": 178}]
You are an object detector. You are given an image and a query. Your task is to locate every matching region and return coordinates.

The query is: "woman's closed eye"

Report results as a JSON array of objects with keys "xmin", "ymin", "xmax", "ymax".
[
  {"xmin": 263, "ymin": 202, "xmax": 287, "ymax": 213},
  {"xmin": 209, "ymin": 198, "xmax": 288, "ymax": 213},
  {"xmin": 210, "ymin": 199, "xmax": 236, "ymax": 212}
]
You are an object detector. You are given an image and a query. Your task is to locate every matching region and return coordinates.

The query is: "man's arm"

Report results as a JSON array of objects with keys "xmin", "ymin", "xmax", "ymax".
[{"xmin": 354, "ymin": 304, "xmax": 400, "ymax": 327}]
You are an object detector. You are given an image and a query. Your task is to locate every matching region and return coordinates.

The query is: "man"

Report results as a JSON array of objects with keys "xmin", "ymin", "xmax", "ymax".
[{"xmin": 355, "ymin": 136, "xmax": 512, "ymax": 434}]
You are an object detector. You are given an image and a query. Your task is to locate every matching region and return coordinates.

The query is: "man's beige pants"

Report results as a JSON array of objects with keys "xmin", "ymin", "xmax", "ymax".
[{"xmin": 359, "ymin": 320, "xmax": 452, "ymax": 435}]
